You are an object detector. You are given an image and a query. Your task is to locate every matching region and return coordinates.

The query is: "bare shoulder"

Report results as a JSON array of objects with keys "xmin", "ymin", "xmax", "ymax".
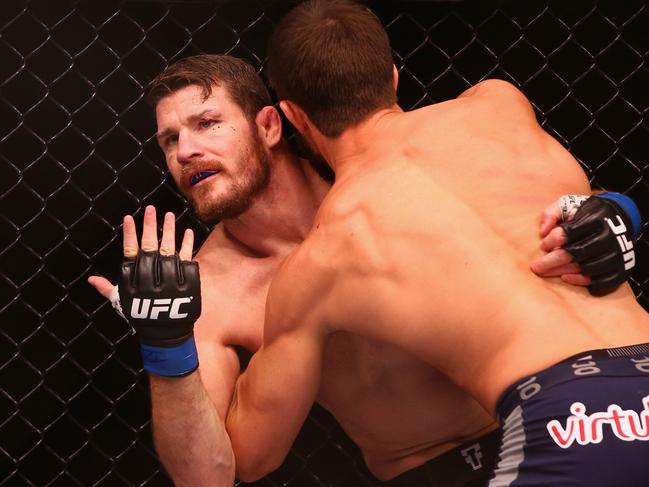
[
  {"xmin": 459, "ymin": 79, "xmax": 526, "ymax": 101},
  {"xmin": 457, "ymin": 79, "xmax": 536, "ymax": 121},
  {"xmin": 193, "ymin": 224, "xmax": 268, "ymax": 351},
  {"xmin": 264, "ymin": 230, "xmax": 340, "ymax": 339},
  {"xmin": 267, "ymin": 231, "xmax": 338, "ymax": 305}
]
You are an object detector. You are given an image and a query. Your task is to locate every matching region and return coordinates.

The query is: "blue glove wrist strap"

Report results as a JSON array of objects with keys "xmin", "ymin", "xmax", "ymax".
[
  {"xmin": 596, "ymin": 192, "xmax": 642, "ymax": 238},
  {"xmin": 140, "ymin": 336, "xmax": 199, "ymax": 377}
]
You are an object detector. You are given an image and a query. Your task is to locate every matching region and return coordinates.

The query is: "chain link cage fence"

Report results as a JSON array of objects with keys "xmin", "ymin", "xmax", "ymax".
[{"xmin": 1, "ymin": 0, "xmax": 648, "ymax": 485}]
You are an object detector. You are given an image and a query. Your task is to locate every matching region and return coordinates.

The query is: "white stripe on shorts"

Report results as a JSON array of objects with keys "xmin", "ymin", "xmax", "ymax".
[{"xmin": 488, "ymin": 405, "xmax": 526, "ymax": 487}]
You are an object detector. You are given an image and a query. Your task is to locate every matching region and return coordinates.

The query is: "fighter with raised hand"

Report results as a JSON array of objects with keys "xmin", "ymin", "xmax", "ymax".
[
  {"xmin": 89, "ymin": 207, "xmax": 200, "ymax": 377},
  {"xmin": 87, "ymin": 51, "xmax": 641, "ymax": 487},
  {"xmin": 89, "ymin": 207, "xmax": 239, "ymax": 485}
]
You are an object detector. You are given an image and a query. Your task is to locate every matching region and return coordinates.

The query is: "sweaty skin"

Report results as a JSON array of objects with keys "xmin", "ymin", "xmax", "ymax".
[{"xmin": 226, "ymin": 79, "xmax": 649, "ymax": 475}]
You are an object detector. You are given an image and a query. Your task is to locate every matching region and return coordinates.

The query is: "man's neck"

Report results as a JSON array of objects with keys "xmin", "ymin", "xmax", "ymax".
[
  {"xmin": 314, "ymin": 105, "xmax": 402, "ymax": 176},
  {"xmin": 214, "ymin": 141, "xmax": 330, "ymax": 258}
]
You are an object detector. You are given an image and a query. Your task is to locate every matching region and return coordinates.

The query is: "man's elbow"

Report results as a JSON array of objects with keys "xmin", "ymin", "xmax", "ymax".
[
  {"xmin": 156, "ymin": 438, "xmax": 236, "ymax": 486},
  {"xmin": 171, "ymin": 452, "xmax": 237, "ymax": 487},
  {"xmin": 234, "ymin": 445, "xmax": 284, "ymax": 482}
]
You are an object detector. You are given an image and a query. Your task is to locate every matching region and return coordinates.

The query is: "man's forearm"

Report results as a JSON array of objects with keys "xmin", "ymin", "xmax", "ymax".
[{"xmin": 150, "ymin": 371, "xmax": 235, "ymax": 487}]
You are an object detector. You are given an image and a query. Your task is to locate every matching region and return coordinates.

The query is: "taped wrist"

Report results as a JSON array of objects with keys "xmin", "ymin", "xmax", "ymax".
[
  {"xmin": 560, "ymin": 193, "xmax": 641, "ymax": 296},
  {"xmin": 558, "ymin": 194, "xmax": 590, "ymax": 222},
  {"xmin": 119, "ymin": 250, "xmax": 202, "ymax": 376}
]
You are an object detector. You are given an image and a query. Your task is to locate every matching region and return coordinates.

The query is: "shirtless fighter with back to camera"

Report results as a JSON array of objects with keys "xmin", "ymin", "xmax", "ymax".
[
  {"xmin": 93, "ymin": 55, "xmax": 504, "ymax": 486},
  {"xmin": 90, "ymin": 33, "xmax": 640, "ymax": 487},
  {"xmin": 211, "ymin": 1, "xmax": 649, "ymax": 485}
]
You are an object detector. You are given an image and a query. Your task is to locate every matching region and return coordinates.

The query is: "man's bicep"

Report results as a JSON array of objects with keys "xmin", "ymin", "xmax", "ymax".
[
  {"xmin": 225, "ymin": 256, "xmax": 329, "ymax": 477},
  {"xmin": 228, "ymin": 322, "xmax": 325, "ymax": 477},
  {"xmin": 261, "ymin": 262, "xmax": 326, "ymax": 396}
]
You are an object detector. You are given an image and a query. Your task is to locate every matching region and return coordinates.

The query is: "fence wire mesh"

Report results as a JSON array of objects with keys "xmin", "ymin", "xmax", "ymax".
[{"xmin": 1, "ymin": 0, "xmax": 648, "ymax": 485}]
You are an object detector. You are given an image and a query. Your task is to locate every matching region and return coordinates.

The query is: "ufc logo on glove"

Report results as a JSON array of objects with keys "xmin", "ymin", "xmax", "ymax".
[
  {"xmin": 130, "ymin": 297, "xmax": 194, "ymax": 319},
  {"xmin": 119, "ymin": 250, "xmax": 202, "ymax": 377},
  {"xmin": 560, "ymin": 192, "xmax": 641, "ymax": 296},
  {"xmin": 605, "ymin": 216, "xmax": 635, "ymax": 271}
]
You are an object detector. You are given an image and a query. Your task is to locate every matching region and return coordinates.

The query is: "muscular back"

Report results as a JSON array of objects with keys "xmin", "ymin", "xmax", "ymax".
[
  {"xmin": 199, "ymin": 225, "xmax": 494, "ymax": 479},
  {"xmin": 285, "ymin": 80, "xmax": 649, "ymax": 413}
]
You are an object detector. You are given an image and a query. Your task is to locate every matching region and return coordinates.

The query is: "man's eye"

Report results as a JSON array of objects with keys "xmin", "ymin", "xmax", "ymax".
[
  {"xmin": 199, "ymin": 119, "xmax": 217, "ymax": 129},
  {"xmin": 166, "ymin": 135, "xmax": 178, "ymax": 146}
]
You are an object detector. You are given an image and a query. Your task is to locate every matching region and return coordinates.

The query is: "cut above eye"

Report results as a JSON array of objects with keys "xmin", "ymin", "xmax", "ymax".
[{"xmin": 191, "ymin": 171, "xmax": 218, "ymax": 186}]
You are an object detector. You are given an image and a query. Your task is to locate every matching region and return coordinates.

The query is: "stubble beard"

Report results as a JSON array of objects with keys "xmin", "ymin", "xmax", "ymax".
[{"xmin": 185, "ymin": 130, "xmax": 271, "ymax": 226}]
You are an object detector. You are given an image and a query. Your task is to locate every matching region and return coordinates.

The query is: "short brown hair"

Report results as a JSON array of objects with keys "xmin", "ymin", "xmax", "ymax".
[
  {"xmin": 267, "ymin": 0, "xmax": 396, "ymax": 137},
  {"xmin": 147, "ymin": 54, "xmax": 271, "ymax": 121}
]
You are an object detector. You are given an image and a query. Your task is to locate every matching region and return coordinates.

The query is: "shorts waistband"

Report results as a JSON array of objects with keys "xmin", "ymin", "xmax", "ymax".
[
  {"xmin": 496, "ymin": 342, "xmax": 649, "ymax": 421},
  {"xmin": 558, "ymin": 342, "xmax": 649, "ymax": 363}
]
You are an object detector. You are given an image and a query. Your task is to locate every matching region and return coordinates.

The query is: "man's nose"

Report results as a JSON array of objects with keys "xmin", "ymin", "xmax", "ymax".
[{"xmin": 176, "ymin": 130, "xmax": 204, "ymax": 163}]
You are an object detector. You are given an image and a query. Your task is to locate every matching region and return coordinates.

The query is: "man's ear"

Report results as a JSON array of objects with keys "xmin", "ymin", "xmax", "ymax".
[
  {"xmin": 392, "ymin": 64, "xmax": 399, "ymax": 92},
  {"xmin": 279, "ymin": 100, "xmax": 310, "ymax": 135},
  {"xmin": 255, "ymin": 106, "xmax": 282, "ymax": 148}
]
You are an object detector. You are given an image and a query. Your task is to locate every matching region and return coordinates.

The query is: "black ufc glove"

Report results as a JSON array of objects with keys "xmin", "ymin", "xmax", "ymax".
[
  {"xmin": 560, "ymin": 193, "xmax": 641, "ymax": 296},
  {"xmin": 119, "ymin": 250, "xmax": 201, "ymax": 376}
]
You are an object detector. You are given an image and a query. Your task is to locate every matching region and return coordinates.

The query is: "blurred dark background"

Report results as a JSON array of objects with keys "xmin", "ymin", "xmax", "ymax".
[{"xmin": 1, "ymin": 0, "xmax": 648, "ymax": 485}]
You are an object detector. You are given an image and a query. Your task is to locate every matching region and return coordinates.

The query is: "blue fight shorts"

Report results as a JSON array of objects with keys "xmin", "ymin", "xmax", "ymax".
[{"xmin": 489, "ymin": 343, "xmax": 649, "ymax": 487}]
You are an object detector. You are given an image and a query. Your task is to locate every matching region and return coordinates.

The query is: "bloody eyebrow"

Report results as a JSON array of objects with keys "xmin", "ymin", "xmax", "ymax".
[{"xmin": 187, "ymin": 109, "xmax": 221, "ymax": 122}]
